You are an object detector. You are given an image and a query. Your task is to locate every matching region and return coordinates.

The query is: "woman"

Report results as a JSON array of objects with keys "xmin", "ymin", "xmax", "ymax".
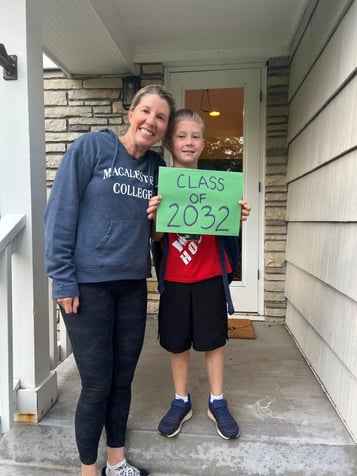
[{"xmin": 45, "ymin": 85, "xmax": 176, "ymax": 476}]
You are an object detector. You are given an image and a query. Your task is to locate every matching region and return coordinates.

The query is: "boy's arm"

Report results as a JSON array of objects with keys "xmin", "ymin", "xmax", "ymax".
[{"xmin": 147, "ymin": 195, "xmax": 164, "ymax": 241}]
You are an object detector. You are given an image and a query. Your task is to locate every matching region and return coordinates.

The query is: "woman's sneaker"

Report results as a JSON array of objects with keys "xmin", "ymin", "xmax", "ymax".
[
  {"xmin": 101, "ymin": 461, "xmax": 149, "ymax": 476},
  {"xmin": 158, "ymin": 394, "xmax": 193, "ymax": 437},
  {"xmin": 208, "ymin": 398, "xmax": 240, "ymax": 440}
]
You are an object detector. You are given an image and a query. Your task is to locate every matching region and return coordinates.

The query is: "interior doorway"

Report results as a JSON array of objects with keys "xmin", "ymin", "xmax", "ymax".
[
  {"xmin": 186, "ymin": 87, "xmax": 244, "ymax": 280},
  {"xmin": 166, "ymin": 68, "xmax": 263, "ymax": 314}
]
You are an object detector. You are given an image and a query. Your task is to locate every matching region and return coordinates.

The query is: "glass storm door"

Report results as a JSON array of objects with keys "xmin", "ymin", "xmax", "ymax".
[{"xmin": 167, "ymin": 68, "xmax": 262, "ymax": 314}]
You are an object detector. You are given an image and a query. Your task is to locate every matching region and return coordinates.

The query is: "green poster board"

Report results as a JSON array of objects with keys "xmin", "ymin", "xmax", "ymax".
[{"xmin": 156, "ymin": 167, "xmax": 244, "ymax": 236}]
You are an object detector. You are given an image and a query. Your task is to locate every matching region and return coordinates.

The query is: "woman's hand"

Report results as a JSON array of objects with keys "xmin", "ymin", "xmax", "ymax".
[
  {"xmin": 147, "ymin": 195, "xmax": 162, "ymax": 220},
  {"xmin": 57, "ymin": 296, "xmax": 80, "ymax": 314},
  {"xmin": 239, "ymin": 200, "xmax": 251, "ymax": 221}
]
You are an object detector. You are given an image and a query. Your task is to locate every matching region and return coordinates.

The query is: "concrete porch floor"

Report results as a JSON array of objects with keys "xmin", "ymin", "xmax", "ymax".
[{"xmin": 0, "ymin": 318, "xmax": 356, "ymax": 476}]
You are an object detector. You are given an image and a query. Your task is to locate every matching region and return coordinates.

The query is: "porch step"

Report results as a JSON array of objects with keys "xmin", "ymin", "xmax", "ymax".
[{"xmin": 1, "ymin": 422, "xmax": 357, "ymax": 475}]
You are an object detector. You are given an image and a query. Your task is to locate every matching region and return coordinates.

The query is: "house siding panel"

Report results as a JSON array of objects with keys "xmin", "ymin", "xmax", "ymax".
[
  {"xmin": 287, "ymin": 78, "xmax": 357, "ymax": 181},
  {"xmin": 286, "ymin": 302, "xmax": 357, "ymax": 439},
  {"xmin": 287, "ymin": 150, "xmax": 357, "ymax": 222},
  {"xmin": 289, "ymin": 0, "xmax": 352, "ymax": 98},
  {"xmin": 285, "ymin": 265, "xmax": 357, "ymax": 376},
  {"xmin": 286, "ymin": 0, "xmax": 357, "ymax": 439},
  {"xmin": 289, "ymin": 0, "xmax": 357, "ymax": 141},
  {"xmin": 286, "ymin": 222, "xmax": 357, "ymax": 301}
]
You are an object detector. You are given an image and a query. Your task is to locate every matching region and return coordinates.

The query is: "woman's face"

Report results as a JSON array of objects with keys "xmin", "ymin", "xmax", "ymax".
[{"xmin": 128, "ymin": 93, "xmax": 170, "ymax": 151}]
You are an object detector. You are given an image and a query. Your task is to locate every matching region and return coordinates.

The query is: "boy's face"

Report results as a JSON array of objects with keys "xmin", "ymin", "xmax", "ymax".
[{"xmin": 166, "ymin": 119, "xmax": 205, "ymax": 168}]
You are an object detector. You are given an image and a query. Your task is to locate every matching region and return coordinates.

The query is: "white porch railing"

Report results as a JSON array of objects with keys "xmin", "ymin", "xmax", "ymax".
[
  {"xmin": 0, "ymin": 213, "xmax": 72, "ymax": 434},
  {"xmin": 0, "ymin": 214, "xmax": 26, "ymax": 433}
]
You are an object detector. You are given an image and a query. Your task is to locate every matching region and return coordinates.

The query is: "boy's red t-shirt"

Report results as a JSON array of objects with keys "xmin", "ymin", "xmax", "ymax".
[{"xmin": 164, "ymin": 233, "xmax": 232, "ymax": 283}]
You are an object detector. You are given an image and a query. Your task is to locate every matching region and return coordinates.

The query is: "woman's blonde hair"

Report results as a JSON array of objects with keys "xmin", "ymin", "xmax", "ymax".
[{"xmin": 130, "ymin": 84, "xmax": 176, "ymax": 132}]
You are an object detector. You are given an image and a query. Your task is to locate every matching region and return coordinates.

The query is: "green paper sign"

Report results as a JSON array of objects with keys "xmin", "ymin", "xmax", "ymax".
[{"xmin": 156, "ymin": 167, "xmax": 244, "ymax": 236}]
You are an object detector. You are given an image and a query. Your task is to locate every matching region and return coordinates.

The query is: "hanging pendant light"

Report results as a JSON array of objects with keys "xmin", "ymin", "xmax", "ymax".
[{"xmin": 200, "ymin": 89, "xmax": 220, "ymax": 117}]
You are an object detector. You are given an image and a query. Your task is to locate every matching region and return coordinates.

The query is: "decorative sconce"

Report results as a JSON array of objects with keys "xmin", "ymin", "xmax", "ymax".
[
  {"xmin": 0, "ymin": 43, "xmax": 17, "ymax": 80},
  {"xmin": 122, "ymin": 76, "xmax": 141, "ymax": 110},
  {"xmin": 200, "ymin": 89, "xmax": 220, "ymax": 117}
]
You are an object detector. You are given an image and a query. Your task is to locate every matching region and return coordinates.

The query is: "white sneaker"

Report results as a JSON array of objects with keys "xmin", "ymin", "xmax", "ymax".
[{"xmin": 102, "ymin": 461, "xmax": 149, "ymax": 476}]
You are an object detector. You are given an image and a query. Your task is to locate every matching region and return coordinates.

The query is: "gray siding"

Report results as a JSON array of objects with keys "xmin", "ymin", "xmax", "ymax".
[{"xmin": 285, "ymin": 0, "xmax": 357, "ymax": 439}]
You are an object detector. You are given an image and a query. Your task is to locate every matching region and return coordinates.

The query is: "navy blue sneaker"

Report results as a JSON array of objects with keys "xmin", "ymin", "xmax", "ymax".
[
  {"xmin": 158, "ymin": 394, "xmax": 193, "ymax": 437},
  {"xmin": 208, "ymin": 398, "xmax": 240, "ymax": 439}
]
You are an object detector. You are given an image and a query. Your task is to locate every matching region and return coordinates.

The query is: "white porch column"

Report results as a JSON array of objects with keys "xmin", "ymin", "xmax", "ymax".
[{"xmin": 0, "ymin": 0, "xmax": 57, "ymax": 423}]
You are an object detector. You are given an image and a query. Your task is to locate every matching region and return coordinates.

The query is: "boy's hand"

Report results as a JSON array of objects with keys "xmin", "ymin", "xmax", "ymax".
[
  {"xmin": 239, "ymin": 200, "xmax": 251, "ymax": 221},
  {"xmin": 147, "ymin": 195, "xmax": 162, "ymax": 220}
]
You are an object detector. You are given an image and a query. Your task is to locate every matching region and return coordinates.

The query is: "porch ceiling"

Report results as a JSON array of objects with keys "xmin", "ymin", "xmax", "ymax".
[{"xmin": 41, "ymin": 0, "xmax": 308, "ymax": 75}]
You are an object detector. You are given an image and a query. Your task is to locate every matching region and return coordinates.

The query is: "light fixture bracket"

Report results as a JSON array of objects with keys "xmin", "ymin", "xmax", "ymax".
[{"xmin": 0, "ymin": 44, "xmax": 17, "ymax": 80}]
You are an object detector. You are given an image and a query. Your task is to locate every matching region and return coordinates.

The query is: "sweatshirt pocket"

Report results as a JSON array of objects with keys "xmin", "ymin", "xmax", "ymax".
[{"xmin": 93, "ymin": 220, "xmax": 148, "ymax": 270}]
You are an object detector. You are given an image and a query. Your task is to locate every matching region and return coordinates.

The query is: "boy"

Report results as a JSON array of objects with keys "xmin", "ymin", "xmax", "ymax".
[{"xmin": 147, "ymin": 109, "xmax": 251, "ymax": 440}]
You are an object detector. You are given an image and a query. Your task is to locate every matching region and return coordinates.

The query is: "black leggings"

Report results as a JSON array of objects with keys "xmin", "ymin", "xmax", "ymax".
[{"xmin": 61, "ymin": 280, "xmax": 147, "ymax": 465}]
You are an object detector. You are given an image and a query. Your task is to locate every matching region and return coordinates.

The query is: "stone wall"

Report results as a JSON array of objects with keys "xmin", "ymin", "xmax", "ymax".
[
  {"xmin": 44, "ymin": 63, "xmax": 164, "ymax": 193},
  {"xmin": 264, "ymin": 58, "xmax": 289, "ymax": 321},
  {"xmin": 43, "ymin": 59, "xmax": 289, "ymax": 321}
]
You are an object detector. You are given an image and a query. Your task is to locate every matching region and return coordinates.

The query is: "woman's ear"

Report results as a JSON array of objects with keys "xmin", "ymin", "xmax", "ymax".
[{"xmin": 127, "ymin": 107, "xmax": 134, "ymax": 123}]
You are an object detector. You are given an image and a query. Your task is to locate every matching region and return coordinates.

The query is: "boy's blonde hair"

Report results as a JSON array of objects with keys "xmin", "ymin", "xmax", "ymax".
[{"xmin": 167, "ymin": 108, "xmax": 205, "ymax": 139}]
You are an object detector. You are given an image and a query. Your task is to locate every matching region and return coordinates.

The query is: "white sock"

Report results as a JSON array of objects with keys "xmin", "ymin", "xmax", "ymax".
[
  {"xmin": 107, "ymin": 458, "xmax": 126, "ymax": 470},
  {"xmin": 210, "ymin": 393, "xmax": 223, "ymax": 403},
  {"xmin": 175, "ymin": 393, "xmax": 189, "ymax": 402}
]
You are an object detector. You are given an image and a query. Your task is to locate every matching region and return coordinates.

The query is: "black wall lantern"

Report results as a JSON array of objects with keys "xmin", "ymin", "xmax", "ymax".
[
  {"xmin": 122, "ymin": 76, "xmax": 141, "ymax": 110},
  {"xmin": 0, "ymin": 43, "xmax": 17, "ymax": 80}
]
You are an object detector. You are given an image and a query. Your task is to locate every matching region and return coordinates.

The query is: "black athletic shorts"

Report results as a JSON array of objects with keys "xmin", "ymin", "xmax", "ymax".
[{"xmin": 158, "ymin": 276, "xmax": 228, "ymax": 353}]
